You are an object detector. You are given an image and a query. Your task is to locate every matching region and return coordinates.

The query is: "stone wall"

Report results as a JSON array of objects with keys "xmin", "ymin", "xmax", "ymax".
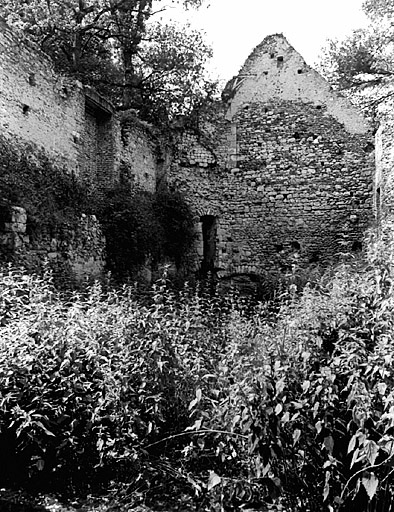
[
  {"xmin": 169, "ymin": 35, "xmax": 374, "ymax": 278},
  {"xmin": 0, "ymin": 19, "xmax": 160, "ymax": 193},
  {"xmin": 0, "ymin": 205, "xmax": 106, "ymax": 284},
  {"xmin": 119, "ymin": 115, "xmax": 159, "ymax": 193},
  {"xmin": 374, "ymin": 91, "xmax": 394, "ymax": 246},
  {"xmin": 0, "ymin": 19, "xmax": 84, "ymax": 172},
  {"xmin": 0, "ymin": 20, "xmax": 161, "ymax": 281}
]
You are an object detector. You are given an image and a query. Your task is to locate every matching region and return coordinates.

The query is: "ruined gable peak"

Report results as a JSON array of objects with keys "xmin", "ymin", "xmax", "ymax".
[{"xmin": 223, "ymin": 33, "xmax": 370, "ymax": 135}]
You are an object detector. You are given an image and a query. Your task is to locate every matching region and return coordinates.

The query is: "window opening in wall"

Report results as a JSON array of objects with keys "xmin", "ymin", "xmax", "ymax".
[
  {"xmin": 364, "ymin": 142, "xmax": 374, "ymax": 153},
  {"xmin": 352, "ymin": 241, "xmax": 362, "ymax": 252},
  {"xmin": 200, "ymin": 215, "xmax": 217, "ymax": 275},
  {"xmin": 291, "ymin": 241, "xmax": 301, "ymax": 251},
  {"xmin": 270, "ymin": 53, "xmax": 275, "ymax": 58},
  {"xmin": 297, "ymin": 69, "xmax": 303, "ymax": 74},
  {"xmin": 309, "ymin": 252, "xmax": 319, "ymax": 263},
  {"xmin": 277, "ymin": 56, "xmax": 284, "ymax": 62},
  {"xmin": 376, "ymin": 186, "xmax": 381, "ymax": 221},
  {"xmin": 28, "ymin": 73, "xmax": 36, "ymax": 86},
  {"xmin": 22, "ymin": 105, "xmax": 30, "ymax": 115},
  {"xmin": 316, "ymin": 105, "xmax": 322, "ymax": 110},
  {"xmin": 274, "ymin": 244, "xmax": 284, "ymax": 253}
]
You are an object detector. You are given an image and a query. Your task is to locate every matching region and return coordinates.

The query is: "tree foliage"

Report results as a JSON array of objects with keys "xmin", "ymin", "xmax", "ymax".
[
  {"xmin": 0, "ymin": 0, "xmax": 214, "ymax": 120},
  {"xmin": 317, "ymin": 0, "xmax": 394, "ymax": 91}
]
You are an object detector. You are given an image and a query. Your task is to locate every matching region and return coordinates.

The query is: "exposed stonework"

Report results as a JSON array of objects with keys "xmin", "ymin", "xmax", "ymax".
[
  {"xmin": 0, "ymin": 205, "xmax": 106, "ymax": 283},
  {"xmin": 0, "ymin": 20, "xmax": 160, "ymax": 194},
  {"xmin": 374, "ymin": 88, "xmax": 394, "ymax": 237},
  {"xmin": 0, "ymin": 23, "xmax": 377, "ymax": 284},
  {"xmin": 169, "ymin": 34, "xmax": 374, "ymax": 278},
  {"xmin": 0, "ymin": 19, "xmax": 84, "ymax": 172},
  {"xmin": 0, "ymin": 20, "xmax": 161, "ymax": 281}
]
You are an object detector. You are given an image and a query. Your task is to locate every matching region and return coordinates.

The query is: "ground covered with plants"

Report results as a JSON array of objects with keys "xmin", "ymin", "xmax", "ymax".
[{"xmin": 1, "ymin": 237, "xmax": 394, "ymax": 511}]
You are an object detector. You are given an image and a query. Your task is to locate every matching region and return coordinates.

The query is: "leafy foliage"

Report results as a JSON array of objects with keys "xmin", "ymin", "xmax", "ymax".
[
  {"xmin": 317, "ymin": 0, "xmax": 394, "ymax": 103},
  {"xmin": 0, "ymin": 135, "xmax": 88, "ymax": 238},
  {"xmin": 96, "ymin": 185, "xmax": 195, "ymax": 277},
  {"xmin": 0, "ymin": 0, "xmax": 215, "ymax": 120},
  {"xmin": 4, "ymin": 231, "xmax": 394, "ymax": 510}
]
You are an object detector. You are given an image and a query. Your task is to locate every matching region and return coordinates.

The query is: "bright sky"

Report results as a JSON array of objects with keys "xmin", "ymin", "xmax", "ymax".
[{"xmin": 157, "ymin": 0, "xmax": 369, "ymax": 81}]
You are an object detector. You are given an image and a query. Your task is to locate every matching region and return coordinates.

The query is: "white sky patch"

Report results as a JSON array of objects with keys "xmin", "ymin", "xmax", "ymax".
[{"xmin": 156, "ymin": 0, "xmax": 369, "ymax": 81}]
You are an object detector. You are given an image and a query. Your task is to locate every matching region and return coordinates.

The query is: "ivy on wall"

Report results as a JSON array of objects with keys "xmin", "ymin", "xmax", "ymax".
[
  {"xmin": 0, "ymin": 135, "xmax": 88, "ymax": 239},
  {"xmin": 0, "ymin": 135, "xmax": 195, "ymax": 279},
  {"xmin": 97, "ymin": 185, "xmax": 195, "ymax": 277}
]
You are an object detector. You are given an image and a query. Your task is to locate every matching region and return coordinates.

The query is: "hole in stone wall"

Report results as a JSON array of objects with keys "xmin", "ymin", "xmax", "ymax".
[
  {"xmin": 22, "ymin": 104, "xmax": 30, "ymax": 115},
  {"xmin": 283, "ymin": 193, "xmax": 288, "ymax": 200},
  {"xmin": 263, "ymin": 71, "xmax": 269, "ymax": 75},
  {"xmin": 309, "ymin": 253, "xmax": 319, "ymax": 263},
  {"xmin": 200, "ymin": 215, "xmax": 217, "ymax": 275},
  {"xmin": 277, "ymin": 56, "xmax": 284, "ymax": 62},
  {"xmin": 291, "ymin": 241, "xmax": 301, "ymax": 251},
  {"xmin": 270, "ymin": 53, "xmax": 275, "ymax": 58},
  {"xmin": 294, "ymin": 132, "xmax": 301, "ymax": 140},
  {"xmin": 352, "ymin": 241, "xmax": 362, "ymax": 252},
  {"xmin": 376, "ymin": 186, "xmax": 381, "ymax": 221},
  {"xmin": 275, "ymin": 244, "xmax": 284, "ymax": 253},
  {"xmin": 364, "ymin": 142, "xmax": 375, "ymax": 153},
  {"xmin": 316, "ymin": 105, "xmax": 322, "ymax": 110},
  {"xmin": 297, "ymin": 69, "xmax": 303, "ymax": 74},
  {"xmin": 28, "ymin": 73, "xmax": 36, "ymax": 86}
]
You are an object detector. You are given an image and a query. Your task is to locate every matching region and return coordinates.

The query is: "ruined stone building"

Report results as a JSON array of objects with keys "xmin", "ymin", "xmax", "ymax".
[
  {"xmin": 168, "ymin": 35, "xmax": 374, "ymax": 279},
  {"xmin": 0, "ymin": 21, "xmax": 377, "ymax": 282}
]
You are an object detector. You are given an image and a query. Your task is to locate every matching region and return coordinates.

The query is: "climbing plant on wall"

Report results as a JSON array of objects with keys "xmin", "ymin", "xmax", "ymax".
[
  {"xmin": 96, "ymin": 184, "xmax": 195, "ymax": 277},
  {"xmin": 0, "ymin": 135, "xmax": 89, "ymax": 238}
]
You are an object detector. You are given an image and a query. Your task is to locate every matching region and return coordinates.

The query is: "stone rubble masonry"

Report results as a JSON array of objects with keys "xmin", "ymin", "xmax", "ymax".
[
  {"xmin": 0, "ymin": 204, "xmax": 106, "ymax": 283},
  {"xmin": 0, "ymin": 19, "xmax": 83, "ymax": 172},
  {"xmin": 0, "ymin": 20, "xmax": 160, "ymax": 280},
  {"xmin": 168, "ymin": 34, "xmax": 374, "ymax": 277},
  {"xmin": 0, "ymin": 22, "xmax": 377, "ymax": 282}
]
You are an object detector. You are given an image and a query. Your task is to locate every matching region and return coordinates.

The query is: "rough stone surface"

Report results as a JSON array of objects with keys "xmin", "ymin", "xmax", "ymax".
[
  {"xmin": 0, "ymin": 205, "xmax": 106, "ymax": 284},
  {"xmin": 168, "ymin": 35, "xmax": 374, "ymax": 277},
  {"xmin": 0, "ymin": 25, "xmax": 377, "ymax": 283},
  {"xmin": 0, "ymin": 20, "xmax": 160, "ymax": 280}
]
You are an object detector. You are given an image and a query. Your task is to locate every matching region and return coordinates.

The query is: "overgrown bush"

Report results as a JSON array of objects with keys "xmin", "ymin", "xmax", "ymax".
[
  {"xmin": 0, "ymin": 135, "xmax": 89, "ymax": 239},
  {"xmin": 0, "ymin": 267, "xmax": 228, "ymax": 495},
  {"xmin": 97, "ymin": 186, "xmax": 195, "ymax": 277},
  {"xmin": 2, "ymin": 234, "xmax": 394, "ymax": 511}
]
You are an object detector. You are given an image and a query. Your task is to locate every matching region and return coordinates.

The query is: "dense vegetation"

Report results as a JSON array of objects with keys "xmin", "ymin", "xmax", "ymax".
[
  {"xmin": 317, "ymin": 0, "xmax": 394, "ymax": 115},
  {"xmin": 1, "ymin": 231, "xmax": 394, "ymax": 511},
  {"xmin": 0, "ymin": 135, "xmax": 195, "ymax": 280},
  {"xmin": 0, "ymin": 0, "xmax": 216, "ymax": 122}
]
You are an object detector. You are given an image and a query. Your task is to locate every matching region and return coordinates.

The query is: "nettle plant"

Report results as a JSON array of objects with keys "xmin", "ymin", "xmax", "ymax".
[
  {"xmin": 183, "ymin": 241, "xmax": 394, "ymax": 511},
  {"xmin": 1, "ymin": 231, "xmax": 394, "ymax": 511}
]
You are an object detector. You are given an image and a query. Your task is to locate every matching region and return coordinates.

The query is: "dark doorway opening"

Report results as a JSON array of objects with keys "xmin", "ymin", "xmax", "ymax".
[{"xmin": 201, "ymin": 215, "xmax": 217, "ymax": 275}]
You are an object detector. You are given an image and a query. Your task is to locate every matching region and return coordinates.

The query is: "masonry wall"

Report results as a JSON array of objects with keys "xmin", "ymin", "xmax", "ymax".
[
  {"xmin": 0, "ymin": 20, "xmax": 161, "ymax": 281},
  {"xmin": 0, "ymin": 206, "xmax": 106, "ymax": 284},
  {"xmin": 0, "ymin": 20, "xmax": 84, "ymax": 172},
  {"xmin": 168, "ymin": 35, "xmax": 374, "ymax": 278},
  {"xmin": 119, "ymin": 117, "xmax": 159, "ymax": 192}
]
